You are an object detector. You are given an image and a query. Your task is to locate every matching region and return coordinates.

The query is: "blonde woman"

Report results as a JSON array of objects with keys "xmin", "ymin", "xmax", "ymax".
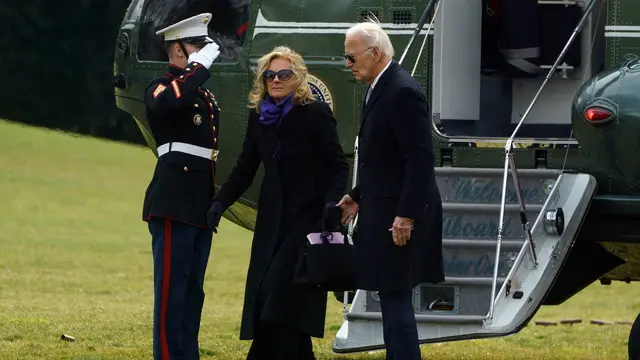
[{"xmin": 207, "ymin": 46, "xmax": 349, "ymax": 359}]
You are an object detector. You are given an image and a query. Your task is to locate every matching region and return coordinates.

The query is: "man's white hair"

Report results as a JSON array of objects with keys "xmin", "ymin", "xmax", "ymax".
[{"xmin": 346, "ymin": 15, "xmax": 395, "ymax": 60}]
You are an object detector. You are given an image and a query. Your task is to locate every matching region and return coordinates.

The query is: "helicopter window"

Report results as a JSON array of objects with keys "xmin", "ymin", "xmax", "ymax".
[
  {"xmin": 392, "ymin": 9, "xmax": 413, "ymax": 24},
  {"xmin": 137, "ymin": 0, "xmax": 251, "ymax": 63},
  {"xmin": 359, "ymin": 9, "xmax": 380, "ymax": 21},
  {"xmin": 124, "ymin": 0, "xmax": 144, "ymax": 22}
]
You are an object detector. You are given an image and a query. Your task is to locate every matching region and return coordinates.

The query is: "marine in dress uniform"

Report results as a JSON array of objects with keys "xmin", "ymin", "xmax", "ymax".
[{"xmin": 141, "ymin": 13, "xmax": 221, "ymax": 360}]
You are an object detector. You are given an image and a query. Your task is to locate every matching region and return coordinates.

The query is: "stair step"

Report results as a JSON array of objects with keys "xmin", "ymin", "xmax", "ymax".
[
  {"xmin": 346, "ymin": 312, "xmax": 486, "ymax": 324},
  {"xmin": 435, "ymin": 167, "xmax": 562, "ymax": 178},
  {"xmin": 362, "ymin": 278, "xmax": 509, "ymax": 317},
  {"xmin": 415, "ymin": 280, "xmax": 506, "ymax": 316},
  {"xmin": 443, "ymin": 203, "xmax": 543, "ymax": 212},
  {"xmin": 442, "ymin": 246, "xmax": 519, "ymax": 278},
  {"xmin": 443, "ymin": 239, "xmax": 524, "ymax": 248},
  {"xmin": 443, "ymin": 276, "xmax": 506, "ymax": 285},
  {"xmin": 442, "ymin": 203, "xmax": 542, "ymax": 240},
  {"xmin": 436, "ymin": 168, "xmax": 560, "ymax": 205}
]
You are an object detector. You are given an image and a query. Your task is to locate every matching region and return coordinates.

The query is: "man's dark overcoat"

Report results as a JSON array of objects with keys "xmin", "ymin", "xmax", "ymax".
[
  {"xmin": 214, "ymin": 99, "xmax": 349, "ymax": 339},
  {"xmin": 348, "ymin": 60, "xmax": 445, "ymax": 292}
]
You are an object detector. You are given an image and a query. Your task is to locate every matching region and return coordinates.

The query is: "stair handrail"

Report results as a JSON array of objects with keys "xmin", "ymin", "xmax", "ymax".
[
  {"xmin": 487, "ymin": 0, "xmax": 597, "ymax": 320},
  {"xmin": 488, "ymin": 144, "xmax": 540, "ymax": 320},
  {"xmin": 398, "ymin": 0, "xmax": 439, "ymax": 66},
  {"xmin": 410, "ymin": 0, "xmax": 440, "ymax": 77},
  {"xmin": 343, "ymin": 135, "xmax": 359, "ymax": 319}
]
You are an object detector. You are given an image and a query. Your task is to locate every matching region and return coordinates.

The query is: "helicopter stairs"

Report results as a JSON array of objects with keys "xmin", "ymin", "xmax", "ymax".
[{"xmin": 332, "ymin": 166, "xmax": 597, "ymax": 353}]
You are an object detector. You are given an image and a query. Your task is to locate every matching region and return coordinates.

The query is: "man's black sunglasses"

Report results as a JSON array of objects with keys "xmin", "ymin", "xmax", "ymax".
[
  {"xmin": 263, "ymin": 69, "xmax": 295, "ymax": 82},
  {"xmin": 343, "ymin": 54, "xmax": 357, "ymax": 63},
  {"xmin": 343, "ymin": 46, "xmax": 374, "ymax": 63}
]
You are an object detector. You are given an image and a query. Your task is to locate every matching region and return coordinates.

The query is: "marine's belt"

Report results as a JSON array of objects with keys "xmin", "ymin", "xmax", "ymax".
[{"xmin": 157, "ymin": 142, "xmax": 218, "ymax": 161}]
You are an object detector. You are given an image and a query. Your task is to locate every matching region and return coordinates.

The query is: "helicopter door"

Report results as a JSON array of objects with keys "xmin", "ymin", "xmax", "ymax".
[{"xmin": 436, "ymin": 0, "xmax": 589, "ymax": 139}]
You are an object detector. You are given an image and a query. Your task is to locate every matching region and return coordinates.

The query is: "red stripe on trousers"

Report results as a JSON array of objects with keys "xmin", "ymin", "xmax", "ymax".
[{"xmin": 161, "ymin": 219, "xmax": 172, "ymax": 360}]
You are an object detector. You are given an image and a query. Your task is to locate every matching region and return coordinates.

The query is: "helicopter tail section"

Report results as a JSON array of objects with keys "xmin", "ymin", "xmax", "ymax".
[{"xmin": 332, "ymin": 167, "xmax": 597, "ymax": 354}]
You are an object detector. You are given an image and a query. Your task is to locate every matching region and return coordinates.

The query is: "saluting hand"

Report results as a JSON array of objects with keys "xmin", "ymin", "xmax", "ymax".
[
  {"xmin": 188, "ymin": 42, "xmax": 220, "ymax": 69},
  {"xmin": 337, "ymin": 194, "xmax": 359, "ymax": 225},
  {"xmin": 389, "ymin": 216, "xmax": 413, "ymax": 246}
]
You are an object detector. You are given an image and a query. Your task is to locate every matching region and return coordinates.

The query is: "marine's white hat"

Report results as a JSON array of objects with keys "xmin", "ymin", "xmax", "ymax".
[{"xmin": 155, "ymin": 13, "xmax": 214, "ymax": 43}]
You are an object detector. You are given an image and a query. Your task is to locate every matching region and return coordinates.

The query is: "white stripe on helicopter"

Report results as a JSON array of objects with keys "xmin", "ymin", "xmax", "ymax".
[
  {"xmin": 605, "ymin": 25, "xmax": 640, "ymax": 31},
  {"xmin": 604, "ymin": 25, "xmax": 640, "ymax": 37},
  {"xmin": 605, "ymin": 32, "xmax": 640, "ymax": 38},
  {"xmin": 252, "ymin": 8, "xmax": 434, "ymax": 38},
  {"xmin": 251, "ymin": 11, "xmax": 640, "ymax": 38}
]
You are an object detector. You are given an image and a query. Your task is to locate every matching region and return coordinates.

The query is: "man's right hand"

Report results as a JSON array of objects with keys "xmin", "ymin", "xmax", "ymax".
[
  {"xmin": 188, "ymin": 42, "xmax": 220, "ymax": 69},
  {"xmin": 207, "ymin": 200, "xmax": 224, "ymax": 233},
  {"xmin": 337, "ymin": 194, "xmax": 359, "ymax": 225}
]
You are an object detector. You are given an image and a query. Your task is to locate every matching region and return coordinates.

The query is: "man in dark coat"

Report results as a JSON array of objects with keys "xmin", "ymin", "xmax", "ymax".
[
  {"xmin": 141, "ymin": 13, "xmax": 221, "ymax": 360},
  {"xmin": 206, "ymin": 46, "xmax": 349, "ymax": 359},
  {"xmin": 337, "ymin": 19, "xmax": 445, "ymax": 360}
]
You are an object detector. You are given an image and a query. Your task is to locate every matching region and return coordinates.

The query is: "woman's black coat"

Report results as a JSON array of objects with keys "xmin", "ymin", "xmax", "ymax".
[{"xmin": 214, "ymin": 99, "xmax": 349, "ymax": 339}]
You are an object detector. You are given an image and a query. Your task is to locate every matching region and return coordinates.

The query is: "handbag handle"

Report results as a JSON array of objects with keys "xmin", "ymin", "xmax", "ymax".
[
  {"xmin": 321, "ymin": 202, "xmax": 348, "ymax": 245},
  {"xmin": 320, "ymin": 231, "xmax": 334, "ymax": 245}
]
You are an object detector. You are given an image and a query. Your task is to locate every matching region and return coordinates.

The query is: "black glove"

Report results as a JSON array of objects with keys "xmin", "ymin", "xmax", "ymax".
[
  {"xmin": 322, "ymin": 202, "xmax": 343, "ymax": 232},
  {"xmin": 207, "ymin": 200, "xmax": 224, "ymax": 233}
]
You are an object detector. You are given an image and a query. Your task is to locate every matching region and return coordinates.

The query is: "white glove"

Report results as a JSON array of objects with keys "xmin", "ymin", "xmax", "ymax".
[{"xmin": 187, "ymin": 42, "xmax": 220, "ymax": 69}]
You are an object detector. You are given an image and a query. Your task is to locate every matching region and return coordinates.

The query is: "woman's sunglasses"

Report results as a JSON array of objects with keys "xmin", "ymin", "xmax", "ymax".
[{"xmin": 263, "ymin": 69, "xmax": 294, "ymax": 82}]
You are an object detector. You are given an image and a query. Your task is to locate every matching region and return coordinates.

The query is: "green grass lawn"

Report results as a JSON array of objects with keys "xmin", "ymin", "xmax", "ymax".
[{"xmin": 0, "ymin": 119, "xmax": 637, "ymax": 359}]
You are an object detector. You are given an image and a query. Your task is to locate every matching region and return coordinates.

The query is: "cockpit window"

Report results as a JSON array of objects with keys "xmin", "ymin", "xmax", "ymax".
[
  {"xmin": 124, "ymin": 0, "xmax": 144, "ymax": 22},
  {"xmin": 138, "ymin": 0, "xmax": 251, "ymax": 63}
]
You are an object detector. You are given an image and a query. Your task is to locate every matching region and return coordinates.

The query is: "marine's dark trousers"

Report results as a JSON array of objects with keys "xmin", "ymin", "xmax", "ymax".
[
  {"xmin": 148, "ymin": 217, "xmax": 214, "ymax": 360},
  {"xmin": 379, "ymin": 291, "xmax": 422, "ymax": 360}
]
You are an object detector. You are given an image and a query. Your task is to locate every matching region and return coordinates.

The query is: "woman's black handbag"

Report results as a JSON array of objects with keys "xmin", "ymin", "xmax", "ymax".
[{"xmin": 302, "ymin": 205, "xmax": 358, "ymax": 292}]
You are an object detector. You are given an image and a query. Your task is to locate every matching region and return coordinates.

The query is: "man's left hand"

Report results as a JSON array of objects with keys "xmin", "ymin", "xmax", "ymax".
[{"xmin": 389, "ymin": 216, "xmax": 414, "ymax": 246}]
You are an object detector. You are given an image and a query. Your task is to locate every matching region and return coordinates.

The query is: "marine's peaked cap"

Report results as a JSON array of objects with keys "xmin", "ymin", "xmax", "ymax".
[{"xmin": 155, "ymin": 13, "xmax": 213, "ymax": 42}]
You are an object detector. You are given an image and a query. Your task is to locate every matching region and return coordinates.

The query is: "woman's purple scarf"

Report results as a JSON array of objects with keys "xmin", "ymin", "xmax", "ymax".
[
  {"xmin": 259, "ymin": 93, "xmax": 294, "ymax": 160},
  {"xmin": 259, "ymin": 93, "xmax": 294, "ymax": 125}
]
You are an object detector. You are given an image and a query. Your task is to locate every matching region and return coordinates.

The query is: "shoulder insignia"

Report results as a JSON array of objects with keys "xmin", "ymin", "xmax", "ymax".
[
  {"xmin": 170, "ymin": 80, "xmax": 182, "ymax": 99},
  {"xmin": 152, "ymin": 84, "xmax": 167, "ymax": 98}
]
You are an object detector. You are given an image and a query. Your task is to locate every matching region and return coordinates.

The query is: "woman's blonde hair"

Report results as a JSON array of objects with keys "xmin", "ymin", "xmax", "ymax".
[{"xmin": 247, "ymin": 46, "xmax": 316, "ymax": 111}]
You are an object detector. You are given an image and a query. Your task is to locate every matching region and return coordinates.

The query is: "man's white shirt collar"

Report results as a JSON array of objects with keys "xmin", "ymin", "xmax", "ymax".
[{"xmin": 370, "ymin": 60, "xmax": 392, "ymax": 92}]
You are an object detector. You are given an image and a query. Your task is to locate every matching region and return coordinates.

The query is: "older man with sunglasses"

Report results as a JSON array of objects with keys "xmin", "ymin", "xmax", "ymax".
[
  {"xmin": 141, "ymin": 13, "xmax": 223, "ymax": 360},
  {"xmin": 337, "ymin": 18, "xmax": 445, "ymax": 360}
]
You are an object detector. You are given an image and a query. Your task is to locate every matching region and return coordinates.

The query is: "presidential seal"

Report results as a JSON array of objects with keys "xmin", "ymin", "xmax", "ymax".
[{"xmin": 307, "ymin": 74, "xmax": 334, "ymax": 112}]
